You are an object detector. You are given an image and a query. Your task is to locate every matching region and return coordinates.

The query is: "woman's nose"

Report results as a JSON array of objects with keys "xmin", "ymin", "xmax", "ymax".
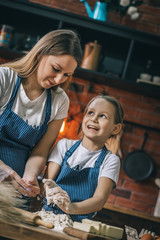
[{"xmin": 54, "ymin": 73, "xmax": 64, "ymax": 84}]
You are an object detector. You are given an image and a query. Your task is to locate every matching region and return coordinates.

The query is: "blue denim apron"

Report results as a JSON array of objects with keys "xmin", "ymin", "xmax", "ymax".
[
  {"xmin": 0, "ymin": 76, "xmax": 51, "ymax": 177},
  {"xmin": 43, "ymin": 140, "xmax": 108, "ymax": 222}
]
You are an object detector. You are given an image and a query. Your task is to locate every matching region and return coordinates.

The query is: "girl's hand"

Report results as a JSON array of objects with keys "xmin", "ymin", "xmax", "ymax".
[
  {"xmin": 46, "ymin": 186, "xmax": 71, "ymax": 213},
  {"xmin": 22, "ymin": 175, "xmax": 40, "ymax": 197}
]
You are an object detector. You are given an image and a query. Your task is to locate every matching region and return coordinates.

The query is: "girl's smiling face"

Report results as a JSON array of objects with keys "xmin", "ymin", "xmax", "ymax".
[
  {"xmin": 82, "ymin": 98, "xmax": 121, "ymax": 146},
  {"xmin": 36, "ymin": 55, "xmax": 77, "ymax": 89}
]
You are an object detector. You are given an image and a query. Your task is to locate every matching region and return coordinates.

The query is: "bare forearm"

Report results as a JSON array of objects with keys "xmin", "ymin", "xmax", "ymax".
[
  {"xmin": 68, "ymin": 196, "xmax": 106, "ymax": 215},
  {"xmin": 23, "ymin": 155, "xmax": 46, "ymax": 178}
]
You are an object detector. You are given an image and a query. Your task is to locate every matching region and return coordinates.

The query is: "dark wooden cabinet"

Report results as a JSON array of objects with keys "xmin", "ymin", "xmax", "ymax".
[{"xmin": 0, "ymin": 0, "xmax": 160, "ymax": 99}]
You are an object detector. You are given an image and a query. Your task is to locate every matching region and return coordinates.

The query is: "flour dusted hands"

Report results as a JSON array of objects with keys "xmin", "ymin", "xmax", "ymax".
[
  {"xmin": 0, "ymin": 160, "xmax": 33, "ymax": 197},
  {"xmin": 43, "ymin": 178, "xmax": 71, "ymax": 212}
]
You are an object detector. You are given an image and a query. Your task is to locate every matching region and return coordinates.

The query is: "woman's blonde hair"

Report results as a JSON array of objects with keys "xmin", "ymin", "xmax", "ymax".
[{"xmin": 1, "ymin": 29, "xmax": 82, "ymax": 90}]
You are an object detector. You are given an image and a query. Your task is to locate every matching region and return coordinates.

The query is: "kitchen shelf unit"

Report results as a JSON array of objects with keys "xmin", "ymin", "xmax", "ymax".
[{"xmin": 0, "ymin": 0, "xmax": 160, "ymax": 99}]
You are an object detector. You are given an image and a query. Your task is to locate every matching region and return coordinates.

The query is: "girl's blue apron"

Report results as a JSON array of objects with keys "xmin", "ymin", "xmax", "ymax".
[
  {"xmin": 0, "ymin": 76, "xmax": 51, "ymax": 207},
  {"xmin": 43, "ymin": 140, "xmax": 108, "ymax": 222}
]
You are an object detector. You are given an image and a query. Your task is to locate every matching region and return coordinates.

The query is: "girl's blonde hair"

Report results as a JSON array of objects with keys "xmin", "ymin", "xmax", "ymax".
[{"xmin": 1, "ymin": 29, "xmax": 82, "ymax": 90}]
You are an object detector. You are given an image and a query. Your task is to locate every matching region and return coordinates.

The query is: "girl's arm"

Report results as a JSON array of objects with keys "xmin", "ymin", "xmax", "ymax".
[
  {"xmin": 56, "ymin": 177, "xmax": 114, "ymax": 215},
  {"xmin": 22, "ymin": 119, "xmax": 64, "ymax": 197},
  {"xmin": 45, "ymin": 162, "xmax": 61, "ymax": 180}
]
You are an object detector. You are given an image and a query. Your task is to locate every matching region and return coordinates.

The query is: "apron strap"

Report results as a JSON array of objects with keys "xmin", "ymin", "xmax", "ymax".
[
  {"xmin": 6, "ymin": 76, "xmax": 21, "ymax": 110},
  {"xmin": 94, "ymin": 145, "xmax": 108, "ymax": 169},
  {"xmin": 43, "ymin": 89, "xmax": 51, "ymax": 125},
  {"xmin": 63, "ymin": 140, "xmax": 82, "ymax": 163}
]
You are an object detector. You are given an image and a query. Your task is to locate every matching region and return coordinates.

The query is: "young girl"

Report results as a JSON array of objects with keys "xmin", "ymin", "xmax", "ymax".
[{"xmin": 43, "ymin": 95, "xmax": 124, "ymax": 222}]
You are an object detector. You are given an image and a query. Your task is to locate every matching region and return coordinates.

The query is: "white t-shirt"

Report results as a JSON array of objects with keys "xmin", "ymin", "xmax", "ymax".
[
  {"xmin": 48, "ymin": 138, "xmax": 120, "ymax": 187},
  {"xmin": 0, "ymin": 67, "xmax": 69, "ymax": 127}
]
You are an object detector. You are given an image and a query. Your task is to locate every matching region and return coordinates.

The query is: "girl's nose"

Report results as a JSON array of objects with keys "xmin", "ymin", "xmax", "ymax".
[{"xmin": 91, "ymin": 114, "xmax": 98, "ymax": 122}]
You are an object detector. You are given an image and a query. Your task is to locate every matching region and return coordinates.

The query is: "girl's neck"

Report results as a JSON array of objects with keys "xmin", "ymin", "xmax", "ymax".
[{"xmin": 82, "ymin": 136, "xmax": 105, "ymax": 151}]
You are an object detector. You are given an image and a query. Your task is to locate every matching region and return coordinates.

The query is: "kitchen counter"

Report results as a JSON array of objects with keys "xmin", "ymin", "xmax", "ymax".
[
  {"xmin": 103, "ymin": 204, "xmax": 160, "ymax": 223},
  {"xmin": 0, "ymin": 219, "xmax": 78, "ymax": 240}
]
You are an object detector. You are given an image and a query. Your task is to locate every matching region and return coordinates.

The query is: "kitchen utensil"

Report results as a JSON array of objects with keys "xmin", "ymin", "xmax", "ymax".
[
  {"xmin": 140, "ymin": 73, "xmax": 152, "ymax": 82},
  {"xmin": 80, "ymin": 0, "xmax": 107, "ymax": 22},
  {"xmin": 0, "ymin": 24, "xmax": 14, "ymax": 47},
  {"xmin": 0, "ymin": 182, "xmax": 54, "ymax": 229},
  {"xmin": 154, "ymin": 178, "xmax": 160, "ymax": 217},
  {"xmin": 125, "ymin": 225, "xmax": 139, "ymax": 240},
  {"xmin": 81, "ymin": 40, "xmax": 102, "ymax": 71},
  {"xmin": 153, "ymin": 76, "xmax": 160, "ymax": 83},
  {"xmin": 0, "ymin": 218, "xmax": 76, "ymax": 240},
  {"xmin": 17, "ymin": 208, "xmax": 54, "ymax": 228},
  {"xmin": 63, "ymin": 227, "xmax": 114, "ymax": 240},
  {"xmin": 123, "ymin": 132, "xmax": 154, "ymax": 181},
  {"xmin": 140, "ymin": 233, "xmax": 154, "ymax": 240}
]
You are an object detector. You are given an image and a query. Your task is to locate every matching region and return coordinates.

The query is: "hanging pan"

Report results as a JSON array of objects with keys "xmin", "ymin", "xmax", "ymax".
[{"xmin": 123, "ymin": 132, "xmax": 154, "ymax": 181}]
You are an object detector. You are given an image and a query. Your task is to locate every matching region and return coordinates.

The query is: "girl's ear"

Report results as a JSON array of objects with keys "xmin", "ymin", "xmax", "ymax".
[{"xmin": 112, "ymin": 123, "xmax": 122, "ymax": 135}]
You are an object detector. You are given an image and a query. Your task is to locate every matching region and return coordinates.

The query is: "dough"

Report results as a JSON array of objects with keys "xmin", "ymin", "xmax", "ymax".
[{"xmin": 36, "ymin": 209, "xmax": 73, "ymax": 231}]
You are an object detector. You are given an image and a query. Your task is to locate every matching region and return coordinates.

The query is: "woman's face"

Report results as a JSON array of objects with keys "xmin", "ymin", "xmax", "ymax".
[
  {"xmin": 82, "ymin": 98, "xmax": 120, "ymax": 144},
  {"xmin": 36, "ymin": 55, "xmax": 77, "ymax": 89}
]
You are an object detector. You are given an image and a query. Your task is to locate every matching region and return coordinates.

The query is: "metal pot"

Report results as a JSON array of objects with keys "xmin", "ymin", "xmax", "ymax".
[{"xmin": 123, "ymin": 132, "xmax": 154, "ymax": 181}]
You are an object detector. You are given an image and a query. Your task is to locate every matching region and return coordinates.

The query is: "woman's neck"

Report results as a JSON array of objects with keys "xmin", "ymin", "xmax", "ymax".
[{"xmin": 21, "ymin": 76, "xmax": 44, "ymax": 100}]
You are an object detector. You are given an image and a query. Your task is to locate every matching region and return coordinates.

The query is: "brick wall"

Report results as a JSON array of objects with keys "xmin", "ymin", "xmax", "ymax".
[{"xmin": 29, "ymin": 0, "xmax": 160, "ymax": 36}]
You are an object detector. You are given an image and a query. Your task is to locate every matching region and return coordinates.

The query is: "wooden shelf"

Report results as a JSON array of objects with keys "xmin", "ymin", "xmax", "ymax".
[
  {"xmin": 103, "ymin": 204, "xmax": 160, "ymax": 223},
  {"xmin": 0, "ymin": 0, "xmax": 160, "ymax": 47},
  {"xmin": 0, "ymin": 0, "xmax": 160, "ymax": 99},
  {"xmin": 74, "ymin": 68, "xmax": 160, "ymax": 100}
]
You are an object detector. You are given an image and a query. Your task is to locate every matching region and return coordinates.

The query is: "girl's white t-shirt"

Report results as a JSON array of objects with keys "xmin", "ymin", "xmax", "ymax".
[
  {"xmin": 0, "ymin": 67, "xmax": 69, "ymax": 127},
  {"xmin": 48, "ymin": 138, "xmax": 120, "ymax": 187}
]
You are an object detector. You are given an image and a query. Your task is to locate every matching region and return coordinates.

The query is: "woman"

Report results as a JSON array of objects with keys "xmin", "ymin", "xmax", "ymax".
[{"xmin": 0, "ymin": 29, "xmax": 82, "ymax": 198}]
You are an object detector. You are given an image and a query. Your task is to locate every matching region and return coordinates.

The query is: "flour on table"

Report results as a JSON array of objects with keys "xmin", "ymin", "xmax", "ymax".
[{"xmin": 35, "ymin": 208, "xmax": 73, "ymax": 231}]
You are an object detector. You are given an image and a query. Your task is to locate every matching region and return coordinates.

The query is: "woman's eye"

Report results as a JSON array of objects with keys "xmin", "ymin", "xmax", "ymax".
[
  {"xmin": 64, "ymin": 73, "xmax": 70, "ymax": 78},
  {"xmin": 53, "ymin": 67, "xmax": 59, "ymax": 72}
]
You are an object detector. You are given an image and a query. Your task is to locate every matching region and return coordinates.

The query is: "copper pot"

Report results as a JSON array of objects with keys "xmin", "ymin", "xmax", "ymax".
[{"xmin": 81, "ymin": 40, "xmax": 102, "ymax": 71}]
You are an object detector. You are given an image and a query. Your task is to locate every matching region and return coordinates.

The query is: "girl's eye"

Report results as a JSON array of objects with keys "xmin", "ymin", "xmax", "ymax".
[
  {"xmin": 88, "ymin": 111, "xmax": 94, "ymax": 115},
  {"xmin": 100, "ymin": 114, "xmax": 107, "ymax": 119}
]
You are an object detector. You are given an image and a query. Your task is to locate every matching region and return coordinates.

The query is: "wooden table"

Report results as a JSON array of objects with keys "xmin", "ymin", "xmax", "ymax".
[{"xmin": 0, "ymin": 219, "xmax": 79, "ymax": 240}]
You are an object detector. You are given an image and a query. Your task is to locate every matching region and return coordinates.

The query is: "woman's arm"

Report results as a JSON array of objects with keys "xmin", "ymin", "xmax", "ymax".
[
  {"xmin": 53, "ymin": 177, "xmax": 114, "ymax": 215},
  {"xmin": 22, "ymin": 119, "xmax": 64, "ymax": 197}
]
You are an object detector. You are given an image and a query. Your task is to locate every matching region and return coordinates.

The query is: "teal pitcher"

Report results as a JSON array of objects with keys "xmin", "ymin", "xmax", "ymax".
[{"xmin": 80, "ymin": 0, "xmax": 107, "ymax": 22}]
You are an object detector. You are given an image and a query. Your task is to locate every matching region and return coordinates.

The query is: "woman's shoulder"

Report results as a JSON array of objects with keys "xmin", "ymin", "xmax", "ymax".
[
  {"xmin": 51, "ymin": 87, "xmax": 69, "ymax": 104},
  {"xmin": 0, "ymin": 67, "xmax": 17, "ymax": 77},
  {"xmin": 0, "ymin": 67, "xmax": 17, "ymax": 84},
  {"xmin": 0, "ymin": 67, "xmax": 17, "ymax": 95}
]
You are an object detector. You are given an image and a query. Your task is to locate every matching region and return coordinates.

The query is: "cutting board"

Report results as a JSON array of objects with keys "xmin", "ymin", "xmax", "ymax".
[
  {"xmin": 0, "ymin": 219, "xmax": 78, "ymax": 240},
  {"xmin": 63, "ymin": 227, "xmax": 117, "ymax": 240}
]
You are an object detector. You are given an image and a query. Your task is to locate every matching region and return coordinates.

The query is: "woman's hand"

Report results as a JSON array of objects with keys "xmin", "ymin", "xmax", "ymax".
[
  {"xmin": 0, "ymin": 160, "xmax": 30, "ymax": 196},
  {"xmin": 46, "ymin": 186, "xmax": 72, "ymax": 213},
  {"xmin": 22, "ymin": 175, "xmax": 40, "ymax": 197}
]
